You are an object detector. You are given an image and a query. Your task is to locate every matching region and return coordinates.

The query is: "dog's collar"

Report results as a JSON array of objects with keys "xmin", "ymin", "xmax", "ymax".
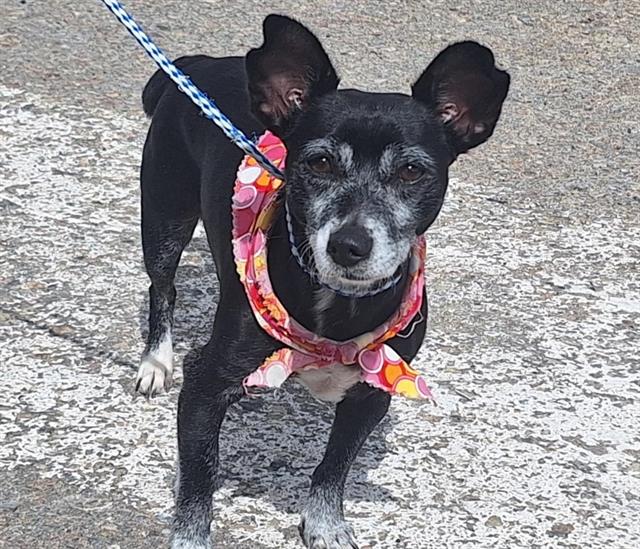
[
  {"xmin": 232, "ymin": 131, "xmax": 431, "ymax": 400},
  {"xmin": 284, "ymin": 200, "xmax": 403, "ymax": 298}
]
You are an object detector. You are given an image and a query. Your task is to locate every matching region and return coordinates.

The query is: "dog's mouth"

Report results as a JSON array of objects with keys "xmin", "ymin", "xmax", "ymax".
[
  {"xmin": 327, "ymin": 266, "xmax": 405, "ymax": 296},
  {"xmin": 311, "ymin": 245, "xmax": 409, "ymax": 298},
  {"xmin": 336, "ymin": 265, "xmax": 404, "ymax": 285},
  {"xmin": 318, "ymin": 259, "xmax": 405, "ymax": 292},
  {"xmin": 285, "ymin": 202, "xmax": 411, "ymax": 296}
]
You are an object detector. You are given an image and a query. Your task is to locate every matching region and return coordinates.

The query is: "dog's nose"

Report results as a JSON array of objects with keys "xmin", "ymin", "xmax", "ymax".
[{"xmin": 327, "ymin": 225, "xmax": 373, "ymax": 267}]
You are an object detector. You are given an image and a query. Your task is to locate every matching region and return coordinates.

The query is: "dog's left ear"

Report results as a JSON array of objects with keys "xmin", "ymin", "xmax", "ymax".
[
  {"xmin": 412, "ymin": 41, "xmax": 510, "ymax": 156},
  {"xmin": 246, "ymin": 14, "xmax": 339, "ymax": 135}
]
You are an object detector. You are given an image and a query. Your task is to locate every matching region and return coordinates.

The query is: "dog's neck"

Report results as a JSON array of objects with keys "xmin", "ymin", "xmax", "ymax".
[{"xmin": 268, "ymin": 208, "xmax": 408, "ymax": 341}]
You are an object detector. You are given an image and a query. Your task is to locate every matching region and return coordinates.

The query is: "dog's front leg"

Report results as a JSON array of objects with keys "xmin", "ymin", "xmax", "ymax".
[
  {"xmin": 300, "ymin": 383, "xmax": 391, "ymax": 549},
  {"xmin": 171, "ymin": 300, "xmax": 277, "ymax": 548},
  {"xmin": 171, "ymin": 360, "xmax": 240, "ymax": 549}
]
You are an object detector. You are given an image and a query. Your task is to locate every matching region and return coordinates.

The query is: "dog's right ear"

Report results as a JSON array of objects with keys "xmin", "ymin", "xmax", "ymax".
[{"xmin": 246, "ymin": 15, "xmax": 339, "ymax": 135}]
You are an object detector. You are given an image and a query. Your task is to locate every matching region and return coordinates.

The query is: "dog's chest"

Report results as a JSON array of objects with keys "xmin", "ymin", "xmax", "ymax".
[
  {"xmin": 293, "ymin": 289, "xmax": 361, "ymax": 402},
  {"xmin": 295, "ymin": 363, "xmax": 362, "ymax": 402}
]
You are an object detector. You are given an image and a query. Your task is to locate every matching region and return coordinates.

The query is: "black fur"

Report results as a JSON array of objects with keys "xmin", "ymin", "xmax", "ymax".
[{"xmin": 137, "ymin": 14, "xmax": 509, "ymax": 548}]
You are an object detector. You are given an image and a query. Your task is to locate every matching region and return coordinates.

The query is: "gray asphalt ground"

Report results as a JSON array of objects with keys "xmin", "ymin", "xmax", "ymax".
[{"xmin": 1, "ymin": 1, "xmax": 639, "ymax": 548}]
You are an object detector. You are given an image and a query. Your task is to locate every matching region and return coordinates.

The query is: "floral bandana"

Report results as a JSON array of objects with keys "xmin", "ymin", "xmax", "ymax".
[{"xmin": 232, "ymin": 131, "xmax": 432, "ymax": 400}]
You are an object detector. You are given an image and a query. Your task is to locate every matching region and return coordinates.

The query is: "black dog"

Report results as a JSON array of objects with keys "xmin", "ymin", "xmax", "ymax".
[{"xmin": 136, "ymin": 14, "xmax": 509, "ymax": 549}]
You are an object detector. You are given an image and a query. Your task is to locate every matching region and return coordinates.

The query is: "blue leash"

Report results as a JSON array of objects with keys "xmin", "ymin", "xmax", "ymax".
[{"xmin": 100, "ymin": 0, "xmax": 285, "ymax": 180}]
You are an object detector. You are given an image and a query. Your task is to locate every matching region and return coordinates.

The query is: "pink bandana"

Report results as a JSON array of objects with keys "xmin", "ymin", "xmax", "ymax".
[{"xmin": 232, "ymin": 131, "xmax": 432, "ymax": 399}]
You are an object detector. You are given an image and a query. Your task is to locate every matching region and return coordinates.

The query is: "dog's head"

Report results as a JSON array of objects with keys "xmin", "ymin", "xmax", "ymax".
[{"xmin": 246, "ymin": 15, "xmax": 510, "ymax": 295}]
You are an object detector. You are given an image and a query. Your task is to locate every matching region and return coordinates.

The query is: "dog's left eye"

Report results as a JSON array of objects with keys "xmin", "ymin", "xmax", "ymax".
[{"xmin": 398, "ymin": 164, "xmax": 425, "ymax": 182}]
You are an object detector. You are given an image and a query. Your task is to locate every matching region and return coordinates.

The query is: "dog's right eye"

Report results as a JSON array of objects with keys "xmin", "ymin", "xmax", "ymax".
[{"xmin": 308, "ymin": 155, "xmax": 333, "ymax": 175}]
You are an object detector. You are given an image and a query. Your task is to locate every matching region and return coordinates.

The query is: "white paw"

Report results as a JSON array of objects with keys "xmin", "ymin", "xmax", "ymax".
[
  {"xmin": 136, "ymin": 355, "xmax": 172, "ymax": 397},
  {"xmin": 300, "ymin": 508, "xmax": 359, "ymax": 549},
  {"xmin": 171, "ymin": 535, "xmax": 210, "ymax": 549}
]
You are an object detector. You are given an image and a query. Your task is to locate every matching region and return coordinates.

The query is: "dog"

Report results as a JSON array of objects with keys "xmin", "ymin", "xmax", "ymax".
[{"xmin": 135, "ymin": 14, "xmax": 509, "ymax": 549}]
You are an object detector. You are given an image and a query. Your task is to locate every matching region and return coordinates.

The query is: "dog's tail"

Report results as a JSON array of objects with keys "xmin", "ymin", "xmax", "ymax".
[{"xmin": 142, "ymin": 55, "xmax": 210, "ymax": 117}]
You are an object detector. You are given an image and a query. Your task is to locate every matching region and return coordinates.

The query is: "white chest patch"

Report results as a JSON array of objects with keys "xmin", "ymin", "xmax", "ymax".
[{"xmin": 295, "ymin": 363, "xmax": 362, "ymax": 403}]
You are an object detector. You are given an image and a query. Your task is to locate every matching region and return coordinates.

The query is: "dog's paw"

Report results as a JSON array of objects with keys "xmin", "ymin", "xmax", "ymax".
[
  {"xmin": 135, "ymin": 355, "xmax": 172, "ymax": 398},
  {"xmin": 171, "ymin": 535, "xmax": 210, "ymax": 549},
  {"xmin": 299, "ymin": 510, "xmax": 359, "ymax": 549}
]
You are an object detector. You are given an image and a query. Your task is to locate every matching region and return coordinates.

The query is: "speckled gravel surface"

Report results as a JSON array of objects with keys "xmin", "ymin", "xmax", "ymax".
[{"xmin": 1, "ymin": 1, "xmax": 639, "ymax": 548}]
